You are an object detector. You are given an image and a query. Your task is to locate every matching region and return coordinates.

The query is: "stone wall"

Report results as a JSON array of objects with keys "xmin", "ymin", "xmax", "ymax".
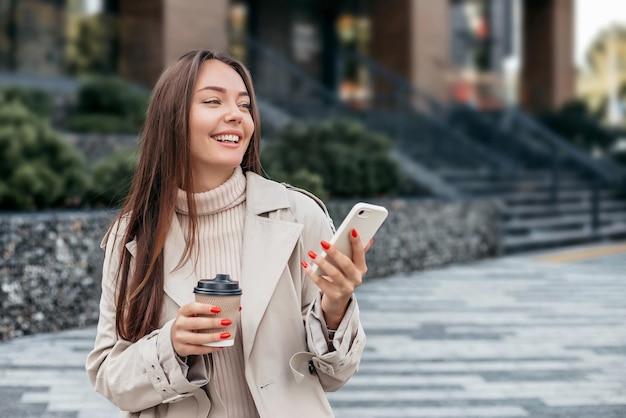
[
  {"xmin": 327, "ymin": 198, "xmax": 502, "ymax": 278},
  {"xmin": 0, "ymin": 198, "xmax": 501, "ymax": 340},
  {"xmin": 0, "ymin": 210, "xmax": 115, "ymax": 341}
]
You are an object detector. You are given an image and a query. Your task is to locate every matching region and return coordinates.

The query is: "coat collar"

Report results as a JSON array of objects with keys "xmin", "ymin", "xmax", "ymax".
[
  {"xmin": 244, "ymin": 170, "xmax": 292, "ymax": 215},
  {"xmin": 147, "ymin": 171, "xmax": 302, "ymax": 360}
]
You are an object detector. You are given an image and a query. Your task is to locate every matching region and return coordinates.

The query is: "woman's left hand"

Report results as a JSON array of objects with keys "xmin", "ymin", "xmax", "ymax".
[{"xmin": 302, "ymin": 229, "xmax": 373, "ymax": 329}]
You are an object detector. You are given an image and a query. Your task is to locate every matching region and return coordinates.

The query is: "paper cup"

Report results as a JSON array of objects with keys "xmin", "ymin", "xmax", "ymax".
[{"xmin": 194, "ymin": 293, "xmax": 241, "ymax": 347}]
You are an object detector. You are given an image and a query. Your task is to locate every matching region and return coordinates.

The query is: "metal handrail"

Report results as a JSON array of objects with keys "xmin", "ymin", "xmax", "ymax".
[
  {"xmin": 341, "ymin": 47, "xmax": 626, "ymax": 235},
  {"xmin": 243, "ymin": 36, "xmax": 626, "ymax": 230},
  {"xmin": 451, "ymin": 79, "xmax": 626, "ymax": 234},
  {"xmin": 353, "ymin": 47, "xmax": 625, "ymax": 189},
  {"xmin": 243, "ymin": 37, "xmax": 500, "ymax": 197},
  {"xmin": 339, "ymin": 48, "xmax": 515, "ymax": 174},
  {"xmin": 504, "ymin": 107, "xmax": 625, "ymax": 184}
]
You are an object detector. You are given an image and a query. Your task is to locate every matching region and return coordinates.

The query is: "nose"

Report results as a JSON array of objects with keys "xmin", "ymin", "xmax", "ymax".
[{"xmin": 224, "ymin": 102, "xmax": 243, "ymax": 124}]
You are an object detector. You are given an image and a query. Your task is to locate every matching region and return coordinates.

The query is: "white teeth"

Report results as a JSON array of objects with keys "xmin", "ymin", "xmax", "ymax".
[{"xmin": 214, "ymin": 134, "xmax": 239, "ymax": 143}]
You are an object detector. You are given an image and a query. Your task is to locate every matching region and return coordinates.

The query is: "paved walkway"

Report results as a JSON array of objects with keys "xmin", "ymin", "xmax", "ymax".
[{"xmin": 1, "ymin": 243, "xmax": 625, "ymax": 418}]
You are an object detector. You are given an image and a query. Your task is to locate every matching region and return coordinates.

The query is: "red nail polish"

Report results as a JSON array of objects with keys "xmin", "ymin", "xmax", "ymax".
[
  {"xmin": 321, "ymin": 240, "xmax": 331, "ymax": 250},
  {"xmin": 351, "ymin": 228, "xmax": 358, "ymax": 238},
  {"xmin": 221, "ymin": 319, "xmax": 232, "ymax": 326},
  {"xmin": 239, "ymin": 306, "xmax": 242, "ymax": 311},
  {"xmin": 220, "ymin": 332, "xmax": 231, "ymax": 339},
  {"xmin": 301, "ymin": 260, "xmax": 308, "ymax": 269},
  {"xmin": 210, "ymin": 306, "xmax": 221, "ymax": 314},
  {"xmin": 308, "ymin": 250, "xmax": 317, "ymax": 259}
]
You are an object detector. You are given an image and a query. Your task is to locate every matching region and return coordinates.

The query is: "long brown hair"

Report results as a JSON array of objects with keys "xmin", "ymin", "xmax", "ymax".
[{"xmin": 112, "ymin": 50, "xmax": 262, "ymax": 342}]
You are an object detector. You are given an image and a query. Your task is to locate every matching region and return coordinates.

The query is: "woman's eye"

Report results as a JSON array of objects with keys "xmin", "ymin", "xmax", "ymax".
[
  {"xmin": 239, "ymin": 103, "xmax": 252, "ymax": 110},
  {"xmin": 203, "ymin": 99, "xmax": 220, "ymax": 105}
]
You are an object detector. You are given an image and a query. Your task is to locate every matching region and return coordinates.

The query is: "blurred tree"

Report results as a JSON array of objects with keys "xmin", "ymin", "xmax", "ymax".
[
  {"xmin": 579, "ymin": 25, "xmax": 626, "ymax": 125},
  {"xmin": 0, "ymin": 95, "xmax": 89, "ymax": 210}
]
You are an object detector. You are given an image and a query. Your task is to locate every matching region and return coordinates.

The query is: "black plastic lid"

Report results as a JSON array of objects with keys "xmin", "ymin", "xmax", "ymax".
[{"xmin": 193, "ymin": 274, "xmax": 242, "ymax": 296}]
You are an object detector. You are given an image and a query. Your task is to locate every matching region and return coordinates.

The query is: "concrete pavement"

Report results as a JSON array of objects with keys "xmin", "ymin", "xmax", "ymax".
[{"xmin": 1, "ymin": 243, "xmax": 625, "ymax": 418}]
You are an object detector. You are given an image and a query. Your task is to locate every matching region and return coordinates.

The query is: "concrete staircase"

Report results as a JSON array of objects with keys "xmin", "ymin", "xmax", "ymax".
[
  {"xmin": 438, "ymin": 168, "xmax": 626, "ymax": 254},
  {"xmin": 241, "ymin": 38, "xmax": 626, "ymax": 255}
]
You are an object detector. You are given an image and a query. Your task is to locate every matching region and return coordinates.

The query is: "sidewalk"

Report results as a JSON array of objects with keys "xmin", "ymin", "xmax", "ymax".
[{"xmin": 1, "ymin": 243, "xmax": 625, "ymax": 418}]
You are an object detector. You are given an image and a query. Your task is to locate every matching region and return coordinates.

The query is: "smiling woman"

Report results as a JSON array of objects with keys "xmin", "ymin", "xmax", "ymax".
[{"xmin": 85, "ymin": 49, "xmax": 371, "ymax": 418}]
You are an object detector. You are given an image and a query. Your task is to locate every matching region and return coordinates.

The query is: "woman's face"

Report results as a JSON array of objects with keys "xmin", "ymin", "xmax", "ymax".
[{"xmin": 188, "ymin": 59, "xmax": 254, "ymax": 191}]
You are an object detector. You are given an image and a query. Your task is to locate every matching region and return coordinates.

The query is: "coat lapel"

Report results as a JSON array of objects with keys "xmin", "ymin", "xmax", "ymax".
[
  {"xmin": 240, "ymin": 212, "xmax": 302, "ymax": 360},
  {"xmin": 162, "ymin": 215, "xmax": 197, "ymax": 307},
  {"xmin": 240, "ymin": 172, "xmax": 303, "ymax": 361},
  {"xmin": 123, "ymin": 215, "xmax": 196, "ymax": 309}
]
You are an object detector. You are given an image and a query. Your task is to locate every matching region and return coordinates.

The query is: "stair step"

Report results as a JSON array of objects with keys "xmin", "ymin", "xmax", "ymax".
[
  {"xmin": 436, "ymin": 167, "xmax": 496, "ymax": 179},
  {"xmin": 503, "ymin": 222, "xmax": 626, "ymax": 253},
  {"xmin": 504, "ymin": 212, "xmax": 626, "ymax": 234},
  {"xmin": 503, "ymin": 201, "xmax": 626, "ymax": 218},
  {"xmin": 439, "ymin": 169, "xmax": 582, "ymax": 183},
  {"xmin": 503, "ymin": 189, "xmax": 617, "ymax": 205},
  {"xmin": 416, "ymin": 159, "xmax": 486, "ymax": 170},
  {"xmin": 454, "ymin": 179, "xmax": 592, "ymax": 194}
]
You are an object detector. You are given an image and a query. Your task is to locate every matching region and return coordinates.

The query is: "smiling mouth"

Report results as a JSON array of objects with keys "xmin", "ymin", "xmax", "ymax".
[{"xmin": 213, "ymin": 134, "xmax": 240, "ymax": 143}]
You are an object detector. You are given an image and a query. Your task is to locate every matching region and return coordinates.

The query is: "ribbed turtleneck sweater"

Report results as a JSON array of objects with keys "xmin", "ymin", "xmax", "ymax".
[{"xmin": 175, "ymin": 167, "xmax": 259, "ymax": 418}]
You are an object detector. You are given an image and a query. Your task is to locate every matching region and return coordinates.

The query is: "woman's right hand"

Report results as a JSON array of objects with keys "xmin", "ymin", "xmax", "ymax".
[{"xmin": 171, "ymin": 302, "xmax": 232, "ymax": 357}]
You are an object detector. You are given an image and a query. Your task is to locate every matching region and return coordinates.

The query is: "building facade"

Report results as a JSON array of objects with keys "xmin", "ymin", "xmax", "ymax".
[{"xmin": 0, "ymin": 0, "xmax": 575, "ymax": 113}]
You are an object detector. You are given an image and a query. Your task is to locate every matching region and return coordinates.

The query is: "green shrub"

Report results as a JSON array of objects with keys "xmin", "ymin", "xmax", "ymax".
[
  {"xmin": 0, "ymin": 86, "xmax": 53, "ymax": 118},
  {"xmin": 0, "ymin": 97, "xmax": 89, "ymax": 210},
  {"xmin": 67, "ymin": 77, "xmax": 149, "ymax": 134},
  {"xmin": 262, "ymin": 118, "xmax": 401, "ymax": 198},
  {"xmin": 85, "ymin": 146, "xmax": 137, "ymax": 207}
]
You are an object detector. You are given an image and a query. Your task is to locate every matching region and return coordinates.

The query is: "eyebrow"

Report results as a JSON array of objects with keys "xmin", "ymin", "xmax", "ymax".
[{"xmin": 196, "ymin": 86, "xmax": 249, "ymax": 97}]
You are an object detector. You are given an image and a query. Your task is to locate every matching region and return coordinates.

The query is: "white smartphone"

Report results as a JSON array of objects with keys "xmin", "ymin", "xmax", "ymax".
[{"xmin": 310, "ymin": 202, "xmax": 388, "ymax": 276}]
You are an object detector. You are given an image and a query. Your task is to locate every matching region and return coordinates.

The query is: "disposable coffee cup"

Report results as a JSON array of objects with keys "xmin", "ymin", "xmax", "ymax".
[{"xmin": 193, "ymin": 274, "xmax": 242, "ymax": 347}]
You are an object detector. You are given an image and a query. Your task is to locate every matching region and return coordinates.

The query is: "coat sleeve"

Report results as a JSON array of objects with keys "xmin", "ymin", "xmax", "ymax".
[
  {"xmin": 85, "ymin": 222, "xmax": 209, "ymax": 412},
  {"xmin": 304, "ymin": 294, "xmax": 366, "ymax": 392},
  {"xmin": 288, "ymin": 191, "xmax": 367, "ymax": 392}
]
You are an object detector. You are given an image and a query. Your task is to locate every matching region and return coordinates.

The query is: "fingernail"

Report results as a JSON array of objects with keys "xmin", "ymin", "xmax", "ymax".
[
  {"xmin": 351, "ymin": 228, "xmax": 358, "ymax": 238},
  {"xmin": 308, "ymin": 250, "xmax": 317, "ymax": 259},
  {"xmin": 220, "ymin": 332, "xmax": 231, "ymax": 339},
  {"xmin": 221, "ymin": 319, "xmax": 232, "ymax": 326},
  {"xmin": 239, "ymin": 306, "xmax": 242, "ymax": 311},
  {"xmin": 210, "ymin": 307, "xmax": 221, "ymax": 313},
  {"xmin": 301, "ymin": 260, "xmax": 309, "ymax": 268},
  {"xmin": 321, "ymin": 240, "xmax": 331, "ymax": 250}
]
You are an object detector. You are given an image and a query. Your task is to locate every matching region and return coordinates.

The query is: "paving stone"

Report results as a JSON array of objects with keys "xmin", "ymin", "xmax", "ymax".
[
  {"xmin": 0, "ymin": 246, "xmax": 624, "ymax": 417},
  {"xmin": 328, "ymin": 249, "xmax": 626, "ymax": 417}
]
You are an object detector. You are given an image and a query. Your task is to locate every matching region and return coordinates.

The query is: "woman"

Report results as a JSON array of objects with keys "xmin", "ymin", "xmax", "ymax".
[{"xmin": 86, "ymin": 49, "xmax": 369, "ymax": 418}]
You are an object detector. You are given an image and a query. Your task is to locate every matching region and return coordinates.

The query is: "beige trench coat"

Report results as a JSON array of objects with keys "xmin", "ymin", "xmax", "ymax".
[{"xmin": 86, "ymin": 172, "xmax": 366, "ymax": 418}]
